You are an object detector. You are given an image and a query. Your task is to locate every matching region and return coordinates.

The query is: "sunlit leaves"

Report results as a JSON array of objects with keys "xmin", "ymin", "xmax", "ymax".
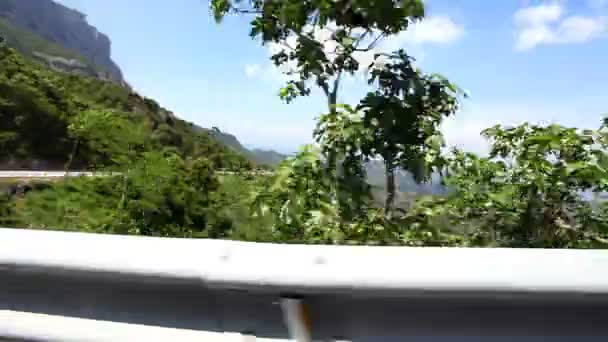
[
  {"xmin": 278, "ymin": 80, "xmax": 310, "ymax": 103},
  {"xmin": 67, "ymin": 109, "xmax": 147, "ymax": 168},
  {"xmin": 314, "ymin": 104, "xmax": 374, "ymax": 218},
  {"xmin": 210, "ymin": 0, "xmax": 231, "ymax": 23},
  {"xmin": 412, "ymin": 120, "xmax": 608, "ymax": 248},
  {"xmin": 314, "ymin": 104, "xmax": 371, "ymax": 159},
  {"xmin": 211, "ymin": 0, "xmax": 425, "ymax": 35},
  {"xmin": 251, "ymin": 145, "xmax": 339, "ymax": 241}
]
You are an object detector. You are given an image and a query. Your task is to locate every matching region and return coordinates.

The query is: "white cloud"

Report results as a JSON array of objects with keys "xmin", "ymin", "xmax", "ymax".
[
  {"xmin": 514, "ymin": 2, "xmax": 608, "ymax": 50},
  {"xmin": 395, "ymin": 16, "xmax": 465, "ymax": 46},
  {"xmin": 514, "ymin": 2, "xmax": 563, "ymax": 26}
]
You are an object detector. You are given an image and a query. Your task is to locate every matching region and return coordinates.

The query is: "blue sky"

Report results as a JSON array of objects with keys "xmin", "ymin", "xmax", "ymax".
[{"xmin": 56, "ymin": 0, "xmax": 608, "ymax": 154}]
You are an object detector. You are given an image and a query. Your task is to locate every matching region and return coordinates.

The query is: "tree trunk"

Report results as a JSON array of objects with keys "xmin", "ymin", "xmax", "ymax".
[
  {"xmin": 385, "ymin": 158, "xmax": 395, "ymax": 214},
  {"xmin": 326, "ymin": 79, "xmax": 340, "ymax": 207},
  {"xmin": 327, "ymin": 84, "xmax": 338, "ymax": 173},
  {"xmin": 64, "ymin": 139, "xmax": 79, "ymax": 172}
]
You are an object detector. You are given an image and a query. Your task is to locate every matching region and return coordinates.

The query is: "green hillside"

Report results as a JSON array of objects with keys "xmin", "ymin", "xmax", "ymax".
[
  {"xmin": 0, "ymin": 15, "xmax": 285, "ymax": 167},
  {"xmin": 0, "ymin": 44, "xmax": 253, "ymax": 170},
  {"xmin": 0, "ymin": 43, "xmax": 263, "ymax": 238}
]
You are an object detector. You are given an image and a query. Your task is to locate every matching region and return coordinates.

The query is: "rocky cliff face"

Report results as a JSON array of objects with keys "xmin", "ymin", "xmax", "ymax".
[{"xmin": 0, "ymin": 0, "xmax": 125, "ymax": 85}]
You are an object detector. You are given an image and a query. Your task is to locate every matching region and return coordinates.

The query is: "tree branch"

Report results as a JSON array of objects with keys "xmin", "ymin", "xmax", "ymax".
[
  {"xmin": 320, "ymin": 81, "xmax": 330, "ymax": 97},
  {"xmin": 234, "ymin": 9, "xmax": 262, "ymax": 14},
  {"xmin": 354, "ymin": 32, "xmax": 386, "ymax": 52},
  {"xmin": 332, "ymin": 71, "xmax": 342, "ymax": 100}
]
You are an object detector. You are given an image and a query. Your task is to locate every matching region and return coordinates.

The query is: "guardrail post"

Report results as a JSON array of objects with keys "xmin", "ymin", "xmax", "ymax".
[{"xmin": 280, "ymin": 297, "xmax": 312, "ymax": 342}]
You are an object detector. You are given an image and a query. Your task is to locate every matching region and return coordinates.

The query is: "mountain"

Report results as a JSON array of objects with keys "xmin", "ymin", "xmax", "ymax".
[
  {"xmin": 249, "ymin": 148, "xmax": 287, "ymax": 166},
  {"xmin": 196, "ymin": 126, "xmax": 287, "ymax": 167},
  {"xmin": 0, "ymin": 0, "xmax": 285, "ymax": 168},
  {"xmin": 0, "ymin": 0, "xmax": 125, "ymax": 85},
  {"xmin": 0, "ymin": 44, "xmax": 253, "ymax": 171}
]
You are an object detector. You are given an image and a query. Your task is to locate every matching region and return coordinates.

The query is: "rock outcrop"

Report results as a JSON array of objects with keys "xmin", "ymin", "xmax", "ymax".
[{"xmin": 0, "ymin": 0, "xmax": 125, "ymax": 85}]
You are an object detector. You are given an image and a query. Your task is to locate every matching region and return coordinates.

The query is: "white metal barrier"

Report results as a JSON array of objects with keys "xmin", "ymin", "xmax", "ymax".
[
  {"xmin": 0, "ymin": 170, "xmax": 270, "ymax": 179},
  {"xmin": 1, "ymin": 228, "xmax": 608, "ymax": 341},
  {"xmin": 0, "ymin": 171, "xmax": 115, "ymax": 179}
]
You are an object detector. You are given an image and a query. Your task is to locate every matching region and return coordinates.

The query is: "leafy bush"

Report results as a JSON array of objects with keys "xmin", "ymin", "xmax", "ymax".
[
  {"xmin": 15, "ymin": 152, "xmax": 226, "ymax": 237},
  {"xmin": 406, "ymin": 121, "xmax": 608, "ymax": 248}
]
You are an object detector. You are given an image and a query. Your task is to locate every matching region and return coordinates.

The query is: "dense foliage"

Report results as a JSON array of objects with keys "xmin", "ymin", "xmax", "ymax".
[
  {"xmin": 15, "ymin": 153, "xmax": 216, "ymax": 236},
  {"xmin": 410, "ymin": 122, "xmax": 608, "ymax": 248}
]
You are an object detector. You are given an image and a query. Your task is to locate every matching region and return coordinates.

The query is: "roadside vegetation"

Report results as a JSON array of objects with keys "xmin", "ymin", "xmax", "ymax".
[{"xmin": 1, "ymin": 0, "xmax": 607, "ymax": 248}]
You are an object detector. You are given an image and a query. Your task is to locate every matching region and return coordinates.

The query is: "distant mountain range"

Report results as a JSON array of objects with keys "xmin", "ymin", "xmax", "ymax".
[{"xmin": 194, "ymin": 126, "xmax": 287, "ymax": 166}]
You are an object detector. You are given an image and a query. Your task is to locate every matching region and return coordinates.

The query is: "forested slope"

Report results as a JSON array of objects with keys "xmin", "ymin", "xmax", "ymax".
[
  {"xmin": 0, "ymin": 44, "xmax": 253, "ymax": 170},
  {"xmin": 0, "ymin": 42, "xmax": 265, "ymax": 239}
]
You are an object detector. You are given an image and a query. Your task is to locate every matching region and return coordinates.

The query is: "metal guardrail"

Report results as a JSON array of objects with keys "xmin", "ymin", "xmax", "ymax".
[
  {"xmin": 0, "ymin": 170, "xmax": 272, "ymax": 180},
  {"xmin": 1, "ymin": 228, "xmax": 608, "ymax": 341},
  {"xmin": 0, "ymin": 171, "xmax": 93, "ymax": 178},
  {"xmin": 0, "ymin": 171, "xmax": 118, "ymax": 179}
]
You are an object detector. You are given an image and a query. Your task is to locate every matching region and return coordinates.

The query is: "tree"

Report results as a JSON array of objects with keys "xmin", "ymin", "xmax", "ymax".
[
  {"xmin": 358, "ymin": 50, "xmax": 463, "ymax": 213},
  {"xmin": 211, "ymin": 0, "xmax": 462, "ymax": 217},
  {"xmin": 210, "ymin": 0, "xmax": 424, "ymax": 169}
]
